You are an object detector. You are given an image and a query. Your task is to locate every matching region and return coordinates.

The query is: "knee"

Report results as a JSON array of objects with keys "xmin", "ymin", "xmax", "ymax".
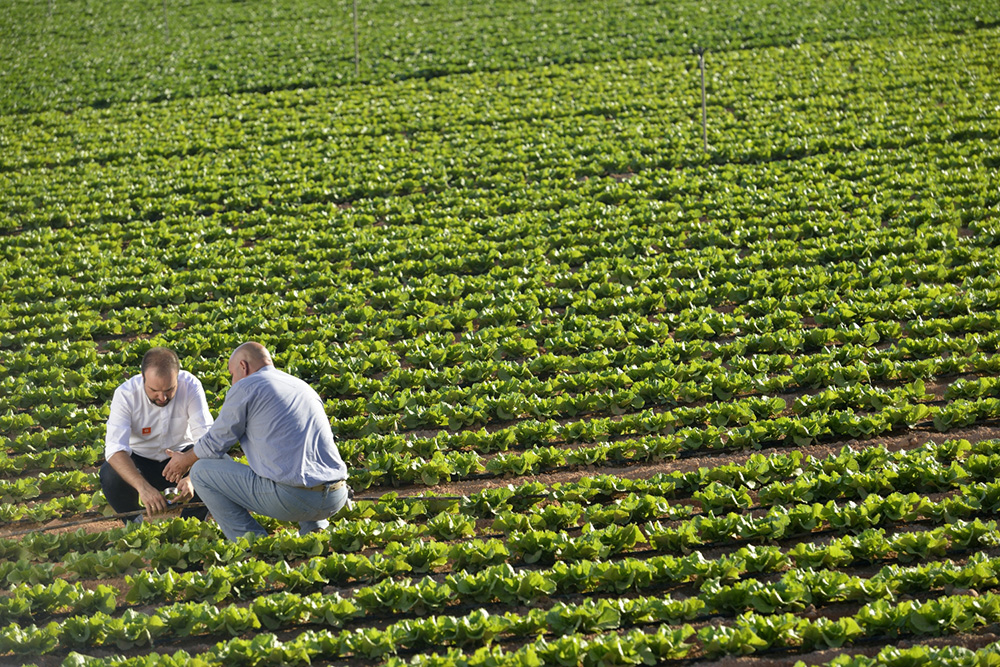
[
  {"xmin": 189, "ymin": 458, "xmax": 223, "ymax": 489},
  {"xmin": 99, "ymin": 460, "xmax": 124, "ymax": 488},
  {"xmin": 189, "ymin": 459, "xmax": 206, "ymax": 483}
]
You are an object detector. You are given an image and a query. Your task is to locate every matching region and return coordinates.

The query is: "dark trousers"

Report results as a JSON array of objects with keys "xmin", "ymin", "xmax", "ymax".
[{"xmin": 99, "ymin": 452, "xmax": 209, "ymax": 523}]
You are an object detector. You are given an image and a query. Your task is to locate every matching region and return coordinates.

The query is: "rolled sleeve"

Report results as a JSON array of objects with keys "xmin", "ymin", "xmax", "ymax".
[
  {"xmin": 103, "ymin": 389, "xmax": 133, "ymax": 461},
  {"xmin": 185, "ymin": 377, "xmax": 214, "ymax": 441}
]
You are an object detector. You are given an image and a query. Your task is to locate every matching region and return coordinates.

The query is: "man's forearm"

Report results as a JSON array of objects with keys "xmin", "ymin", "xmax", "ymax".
[
  {"xmin": 107, "ymin": 450, "xmax": 170, "ymax": 514},
  {"xmin": 107, "ymin": 451, "xmax": 154, "ymax": 492}
]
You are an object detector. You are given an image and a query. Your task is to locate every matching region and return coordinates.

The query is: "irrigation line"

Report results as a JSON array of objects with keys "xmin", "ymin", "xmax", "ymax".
[
  {"xmin": 353, "ymin": 494, "xmax": 468, "ymax": 502},
  {"xmin": 0, "ymin": 492, "xmax": 474, "ymax": 539},
  {"xmin": 0, "ymin": 488, "xmax": 555, "ymax": 539},
  {"xmin": 0, "ymin": 502, "xmax": 208, "ymax": 539}
]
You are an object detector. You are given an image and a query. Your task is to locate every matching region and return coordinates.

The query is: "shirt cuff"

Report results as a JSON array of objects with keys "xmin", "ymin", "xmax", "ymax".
[{"xmin": 193, "ymin": 441, "xmax": 222, "ymax": 461}]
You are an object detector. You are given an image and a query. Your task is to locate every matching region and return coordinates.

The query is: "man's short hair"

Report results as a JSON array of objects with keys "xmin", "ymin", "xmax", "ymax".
[{"xmin": 141, "ymin": 347, "xmax": 180, "ymax": 378}]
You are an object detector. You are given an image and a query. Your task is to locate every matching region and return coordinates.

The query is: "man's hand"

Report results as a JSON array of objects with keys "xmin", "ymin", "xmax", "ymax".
[
  {"xmin": 163, "ymin": 448, "xmax": 199, "ymax": 483},
  {"xmin": 138, "ymin": 483, "xmax": 169, "ymax": 515},
  {"xmin": 176, "ymin": 477, "xmax": 195, "ymax": 502},
  {"xmin": 107, "ymin": 451, "xmax": 168, "ymax": 515}
]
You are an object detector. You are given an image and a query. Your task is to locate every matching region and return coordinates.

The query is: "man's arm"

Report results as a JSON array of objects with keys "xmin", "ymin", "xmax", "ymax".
[
  {"xmin": 104, "ymin": 387, "xmax": 134, "ymax": 463},
  {"xmin": 164, "ymin": 383, "xmax": 248, "ymax": 482},
  {"xmin": 106, "ymin": 451, "xmax": 170, "ymax": 515},
  {"xmin": 162, "ymin": 374, "xmax": 214, "ymax": 484},
  {"xmin": 104, "ymin": 384, "xmax": 167, "ymax": 513},
  {"xmin": 163, "ymin": 447, "xmax": 198, "ymax": 483}
]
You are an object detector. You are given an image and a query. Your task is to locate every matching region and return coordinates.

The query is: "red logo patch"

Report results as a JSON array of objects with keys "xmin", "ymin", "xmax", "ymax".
[{"xmin": 142, "ymin": 427, "xmax": 152, "ymax": 435}]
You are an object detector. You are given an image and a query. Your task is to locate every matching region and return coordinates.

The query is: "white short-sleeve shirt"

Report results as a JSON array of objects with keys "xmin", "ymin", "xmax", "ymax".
[{"xmin": 104, "ymin": 370, "xmax": 214, "ymax": 462}]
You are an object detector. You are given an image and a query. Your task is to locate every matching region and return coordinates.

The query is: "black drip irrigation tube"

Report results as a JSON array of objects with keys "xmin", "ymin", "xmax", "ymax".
[
  {"xmin": 0, "ymin": 502, "xmax": 210, "ymax": 538},
  {"xmin": 0, "ymin": 491, "xmax": 484, "ymax": 539}
]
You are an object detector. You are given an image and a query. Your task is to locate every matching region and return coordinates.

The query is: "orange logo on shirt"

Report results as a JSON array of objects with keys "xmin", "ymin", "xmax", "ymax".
[{"xmin": 142, "ymin": 427, "xmax": 152, "ymax": 435}]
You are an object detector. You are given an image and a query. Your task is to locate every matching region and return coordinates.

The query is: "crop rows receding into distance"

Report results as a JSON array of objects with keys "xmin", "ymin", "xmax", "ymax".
[
  {"xmin": 2, "ymin": 0, "xmax": 1000, "ymax": 664},
  {"xmin": 1, "ymin": 0, "xmax": 997, "ymax": 114}
]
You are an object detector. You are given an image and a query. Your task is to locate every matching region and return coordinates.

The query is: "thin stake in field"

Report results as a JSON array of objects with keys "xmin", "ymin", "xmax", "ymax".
[
  {"xmin": 694, "ymin": 46, "xmax": 709, "ymax": 152},
  {"xmin": 354, "ymin": 0, "xmax": 361, "ymax": 76},
  {"xmin": 163, "ymin": 0, "xmax": 169, "ymax": 41}
]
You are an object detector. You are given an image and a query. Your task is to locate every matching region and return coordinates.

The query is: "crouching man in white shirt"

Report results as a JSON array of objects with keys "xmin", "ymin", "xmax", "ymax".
[{"xmin": 100, "ymin": 347, "xmax": 214, "ymax": 523}]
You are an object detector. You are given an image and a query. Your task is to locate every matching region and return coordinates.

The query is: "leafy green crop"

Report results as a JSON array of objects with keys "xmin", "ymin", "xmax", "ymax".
[{"xmin": 4, "ymin": 0, "xmax": 1000, "ymax": 663}]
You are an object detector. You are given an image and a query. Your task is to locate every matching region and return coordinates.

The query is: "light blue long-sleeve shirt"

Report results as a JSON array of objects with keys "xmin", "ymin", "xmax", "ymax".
[{"xmin": 194, "ymin": 365, "xmax": 348, "ymax": 487}]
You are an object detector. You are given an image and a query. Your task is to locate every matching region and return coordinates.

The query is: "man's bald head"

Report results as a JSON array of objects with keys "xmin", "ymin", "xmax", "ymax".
[{"xmin": 227, "ymin": 342, "xmax": 273, "ymax": 384}]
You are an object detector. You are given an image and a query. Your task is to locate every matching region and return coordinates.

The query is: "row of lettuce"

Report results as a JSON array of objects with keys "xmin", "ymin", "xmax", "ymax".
[
  {"xmin": 3, "ymin": 0, "xmax": 999, "ymax": 113},
  {"xmin": 3, "ymin": 13, "xmax": 1000, "ymax": 667},
  {"xmin": 4, "ymin": 380, "xmax": 1000, "ymax": 519},
  {"xmin": 4, "ymin": 439, "xmax": 1000, "ymax": 663},
  {"xmin": 2, "ymin": 28, "xmax": 1000, "ymax": 527},
  {"xmin": 4, "ymin": 29, "xmax": 998, "ymax": 230}
]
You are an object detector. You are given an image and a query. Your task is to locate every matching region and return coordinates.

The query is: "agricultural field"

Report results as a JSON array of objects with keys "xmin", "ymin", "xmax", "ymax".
[{"xmin": 3, "ymin": 0, "xmax": 1000, "ymax": 665}]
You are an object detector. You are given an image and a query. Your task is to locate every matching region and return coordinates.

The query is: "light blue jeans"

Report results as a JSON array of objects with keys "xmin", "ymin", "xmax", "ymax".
[{"xmin": 190, "ymin": 458, "xmax": 349, "ymax": 541}]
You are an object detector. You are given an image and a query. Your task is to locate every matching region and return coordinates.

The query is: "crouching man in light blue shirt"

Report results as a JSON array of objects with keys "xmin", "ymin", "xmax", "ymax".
[{"xmin": 164, "ymin": 341, "xmax": 350, "ymax": 540}]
